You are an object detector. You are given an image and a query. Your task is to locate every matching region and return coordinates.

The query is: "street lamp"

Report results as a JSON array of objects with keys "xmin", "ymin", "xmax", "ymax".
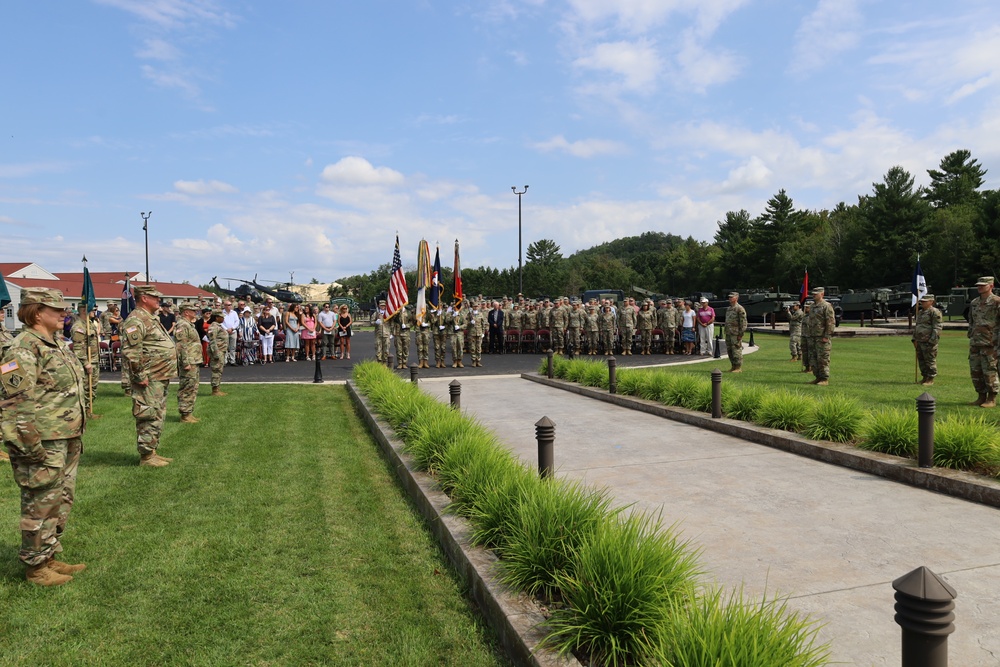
[
  {"xmin": 140, "ymin": 211, "xmax": 152, "ymax": 283},
  {"xmin": 511, "ymin": 185, "xmax": 528, "ymax": 295}
]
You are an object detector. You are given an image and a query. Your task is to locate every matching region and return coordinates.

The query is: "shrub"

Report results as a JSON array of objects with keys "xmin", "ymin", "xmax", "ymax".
[
  {"xmin": 662, "ymin": 374, "xmax": 703, "ymax": 407},
  {"xmin": 858, "ymin": 409, "xmax": 917, "ymax": 458},
  {"xmin": 615, "ymin": 368, "xmax": 649, "ymax": 397},
  {"xmin": 680, "ymin": 379, "xmax": 714, "ymax": 413},
  {"xmin": 639, "ymin": 371, "xmax": 676, "ymax": 402},
  {"xmin": 405, "ymin": 407, "xmax": 485, "ymax": 472},
  {"xmin": 663, "ymin": 587, "xmax": 830, "ymax": 667},
  {"xmin": 723, "ymin": 384, "xmax": 766, "ymax": 422},
  {"xmin": 755, "ymin": 390, "xmax": 813, "ymax": 433},
  {"xmin": 499, "ymin": 479, "xmax": 616, "ymax": 598},
  {"xmin": 803, "ymin": 395, "xmax": 864, "ymax": 443},
  {"xmin": 543, "ymin": 512, "xmax": 702, "ymax": 667},
  {"xmin": 934, "ymin": 415, "xmax": 1000, "ymax": 471},
  {"xmin": 565, "ymin": 359, "xmax": 590, "ymax": 384},
  {"xmin": 581, "ymin": 362, "xmax": 609, "ymax": 389},
  {"xmin": 463, "ymin": 462, "xmax": 539, "ymax": 554}
]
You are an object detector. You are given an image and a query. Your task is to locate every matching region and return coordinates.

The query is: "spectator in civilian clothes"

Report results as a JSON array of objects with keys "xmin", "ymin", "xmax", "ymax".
[
  {"xmin": 222, "ymin": 301, "xmax": 240, "ymax": 366},
  {"xmin": 283, "ymin": 303, "xmax": 301, "ymax": 362},
  {"xmin": 696, "ymin": 297, "xmax": 715, "ymax": 356},
  {"xmin": 337, "ymin": 305, "xmax": 352, "ymax": 359},
  {"xmin": 318, "ymin": 303, "xmax": 338, "ymax": 359},
  {"xmin": 300, "ymin": 304, "xmax": 318, "ymax": 361},
  {"xmin": 257, "ymin": 307, "xmax": 277, "ymax": 363}
]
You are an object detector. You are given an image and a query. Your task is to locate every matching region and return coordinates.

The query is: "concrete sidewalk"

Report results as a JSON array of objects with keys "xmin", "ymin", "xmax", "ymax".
[{"xmin": 420, "ymin": 376, "xmax": 1000, "ymax": 666}]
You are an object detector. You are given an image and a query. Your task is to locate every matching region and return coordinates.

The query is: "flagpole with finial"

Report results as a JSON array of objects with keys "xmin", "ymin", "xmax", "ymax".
[{"xmin": 81, "ymin": 255, "xmax": 94, "ymax": 416}]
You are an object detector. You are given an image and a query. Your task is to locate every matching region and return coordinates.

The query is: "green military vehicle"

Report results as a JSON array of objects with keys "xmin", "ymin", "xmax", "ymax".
[
  {"xmin": 581, "ymin": 289, "xmax": 625, "ymax": 305},
  {"xmin": 839, "ymin": 288, "xmax": 890, "ymax": 320},
  {"xmin": 940, "ymin": 286, "xmax": 1000, "ymax": 321}
]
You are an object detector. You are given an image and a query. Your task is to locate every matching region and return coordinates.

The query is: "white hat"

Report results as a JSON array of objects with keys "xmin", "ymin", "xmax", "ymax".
[{"xmin": 699, "ymin": 297, "xmax": 708, "ymax": 303}]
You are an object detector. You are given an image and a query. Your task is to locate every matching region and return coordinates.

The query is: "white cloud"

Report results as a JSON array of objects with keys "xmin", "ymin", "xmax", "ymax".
[
  {"xmin": 574, "ymin": 39, "xmax": 663, "ymax": 92},
  {"xmin": 531, "ymin": 135, "xmax": 627, "ymax": 158},
  {"xmin": 319, "ymin": 156, "xmax": 405, "ymax": 187},
  {"xmin": 92, "ymin": 0, "xmax": 236, "ymax": 30},
  {"xmin": 0, "ymin": 162, "xmax": 71, "ymax": 178},
  {"xmin": 174, "ymin": 179, "xmax": 238, "ymax": 195},
  {"xmin": 720, "ymin": 156, "xmax": 773, "ymax": 192},
  {"xmin": 789, "ymin": 0, "xmax": 862, "ymax": 75},
  {"xmin": 674, "ymin": 32, "xmax": 743, "ymax": 90},
  {"xmin": 137, "ymin": 37, "xmax": 181, "ymax": 61}
]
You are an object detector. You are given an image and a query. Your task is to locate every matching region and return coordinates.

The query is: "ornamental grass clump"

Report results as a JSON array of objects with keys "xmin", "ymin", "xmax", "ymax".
[
  {"xmin": 639, "ymin": 370, "xmax": 676, "ymax": 402},
  {"xmin": 661, "ymin": 374, "xmax": 702, "ymax": 408},
  {"xmin": 755, "ymin": 389, "xmax": 813, "ymax": 433},
  {"xmin": 680, "ymin": 379, "xmax": 714, "ymax": 413},
  {"xmin": 581, "ymin": 361, "xmax": 609, "ymax": 388},
  {"xmin": 662, "ymin": 587, "xmax": 830, "ymax": 667},
  {"xmin": 803, "ymin": 395, "xmax": 865, "ymax": 443},
  {"xmin": 405, "ymin": 407, "xmax": 486, "ymax": 472},
  {"xmin": 933, "ymin": 415, "xmax": 1000, "ymax": 472},
  {"xmin": 463, "ymin": 461, "xmax": 539, "ymax": 554},
  {"xmin": 615, "ymin": 367, "xmax": 649, "ymax": 397},
  {"xmin": 500, "ymin": 479, "xmax": 616, "ymax": 598},
  {"xmin": 564, "ymin": 359, "xmax": 591, "ymax": 384},
  {"xmin": 722, "ymin": 384, "xmax": 766, "ymax": 422},
  {"xmin": 859, "ymin": 409, "xmax": 917, "ymax": 458},
  {"xmin": 543, "ymin": 512, "xmax": 702, "ymax": 667}
]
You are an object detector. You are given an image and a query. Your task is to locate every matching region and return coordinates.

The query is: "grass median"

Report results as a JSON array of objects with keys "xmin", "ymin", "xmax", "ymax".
[{"xmin": 0, "ymin": 383, "xmax": 509, "ymax": 667}]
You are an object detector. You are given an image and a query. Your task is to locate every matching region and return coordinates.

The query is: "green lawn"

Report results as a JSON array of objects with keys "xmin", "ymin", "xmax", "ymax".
[
  {"xmin": 0, "ymin": 384, "xmax": 509, "ymax": 667},
  {"xmin": 683, "ymin": 330, "xmax": 996, "ymax": 424}
]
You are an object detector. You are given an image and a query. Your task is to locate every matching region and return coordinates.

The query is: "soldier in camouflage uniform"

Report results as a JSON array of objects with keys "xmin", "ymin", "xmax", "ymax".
[
  {"xmin": 967, "ymin": 276, "xmax": 1000, "ymax": 407},
  {"xmin": 567, "ymin": 301, "xmax": 583, "ymax": 354},
  {"xmin": 391, "ymin": 305, "xmax": 411, "ymax": 369},
  {"xmin": 430, "ymin": 305, "xmax": 448, "ymax": 368},
  {"xmin": 467, "ymin": 301, "xmax": 487, "ymax": 367},
  {"xmin": 373, "ymin": 300, "xmax": 392, "ymax": 366},
  {"xmin": 805, "ymin": 287, "xmax": 836, "ymax": 385},
  {"xmin": 724, "ymin": 292, "xmax": 748, "ymax": 372},
  {"xmin": 121, "ymin": 285, "xmax": 177, "ymax": 467},
  {"xmin": 415, "ymin": 305, "xmax": 431, "ymax": 369},
  {"xmin": 637, "ymin": 301, "xmax": 655, "ymax": 354},
  {"xmin": 1, "ymin": 287, "xmax": 87, "ymax": 585},
  {"xmin": 549, "ymin": 298, "xmax": 567, "ymax": 354},
  {"xmin": 599, "ymin": 305, "xmax": 616, "ymax": 355},
  {"xmin": 619, "ymin": 299, "xmax": 636, "ymax": 354},
  {"xmin": 787, "ymin": 302, "xmax": 804, "ymax": 361},
  {"xmin": 911, "ymin": 294, "xmax": 943, "ymax": 386},
  {"xmin": 174, "ymin": 302, "xmax": 202, "ymax": 423},
  {"xmin": 446, "ymin": 302, "xmax": 468, "ymax": 368},
  {"xmin": 584, "ymin": 305, "xmax": 599, "ymax": 354},
  {"xmin": 70, "ymin": 304, "xmax": 101, "ymax": 419},
  {"xmin": 0, "ymin": 309, "xmax": 12, "ymax": 463},
  {"xmin": 208, "ymin": 311, "xmax": 229, "ymax": 396}
]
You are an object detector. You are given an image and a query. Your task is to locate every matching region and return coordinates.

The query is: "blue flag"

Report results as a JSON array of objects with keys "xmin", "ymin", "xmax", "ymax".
[
  {"xmin": 429, "ymin": 246, "xmax": 442, "ymax": 308},
  {"xmin": 911, "ymin": 259, "xmax": 927, "ymax": 307}
]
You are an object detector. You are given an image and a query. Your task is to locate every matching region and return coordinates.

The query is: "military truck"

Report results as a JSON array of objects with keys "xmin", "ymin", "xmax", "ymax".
[
  {"xmin": 839, "ymin": 288, "xmax": 890, "ymax": 320},
  {"xmin": 941, "ymin": 285, "xmax": 1000, "ymax": 321},
  {"xmin": 581, "ymin": 289, "xmax": 625, "ymax": 305},
  {"xmin": 710, "ymin": 290, "xmax": 799, "ymax": 323}
]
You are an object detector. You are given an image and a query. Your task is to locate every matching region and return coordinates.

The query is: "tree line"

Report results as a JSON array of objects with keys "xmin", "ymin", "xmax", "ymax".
[{"xmin": 332, "ymin": 150, "xmax": 1000, "ymax": 303}]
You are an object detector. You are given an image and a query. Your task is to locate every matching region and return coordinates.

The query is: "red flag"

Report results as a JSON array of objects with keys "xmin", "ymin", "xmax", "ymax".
[
  {"xmin": 386, "ymin": 234, "xmax": 409, "ymax": 318},
  {"xmin": 799, "ymin": 270, "xmax": 809, "ymax": 304},
  {"xmin": 452, "ymin": 239, "xmax": 463, "ymax": 307}
]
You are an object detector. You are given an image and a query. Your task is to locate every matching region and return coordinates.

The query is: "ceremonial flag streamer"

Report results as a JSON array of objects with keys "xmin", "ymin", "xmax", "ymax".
[
  {"xmin": 121, "ymin": 274, "xmax": 136, "ymax": 319},
  {"xmin": 415, "ymin": 239, "xmax": 431, "ymax": 325},
  {"xmin": 799, "ymin": 270, "xmax": 809, "ymax": 304},
  {"xmin": 81, "ymin": 258, "xmax": 96, "ymax": 313},
  {"xmin": 386, "ymin": 234, "xmax": 409, "ymax": 319},
  {"xmin": 429, "ymin": 246, "xmax": 442, "ymax": 308},
  {"xmin": 911, "ymin": 257, "xmax": 927, "ymax": 307},
  {"xmin": 453, "ymin": 239, "xmax": 463, "ymax": 307}
]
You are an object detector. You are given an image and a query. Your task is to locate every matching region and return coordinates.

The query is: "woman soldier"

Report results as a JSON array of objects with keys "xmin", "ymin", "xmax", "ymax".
[{"xmin": 0, "ymin": 287, "xmax": 88, "ymax": 586}]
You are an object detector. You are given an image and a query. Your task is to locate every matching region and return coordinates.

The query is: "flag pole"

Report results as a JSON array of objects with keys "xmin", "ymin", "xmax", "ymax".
[{"xmin": 82, "ymin": 255, "xmax": 94, "ymax": 413}]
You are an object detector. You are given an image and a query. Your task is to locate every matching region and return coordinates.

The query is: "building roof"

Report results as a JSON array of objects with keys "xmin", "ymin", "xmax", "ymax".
[
  {"xmin": 53, "ymin": 271, "xmax": 143, "ymax": 284},
  {"xmin": 4, "ymin": 272, "xmax": 215, "ymax": 303}
]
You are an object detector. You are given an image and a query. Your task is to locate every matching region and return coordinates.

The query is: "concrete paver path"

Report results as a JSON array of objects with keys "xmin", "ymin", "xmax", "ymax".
[{"xmin": 421, "ymin": 376, "xmax": 1000, "ymax": 666}]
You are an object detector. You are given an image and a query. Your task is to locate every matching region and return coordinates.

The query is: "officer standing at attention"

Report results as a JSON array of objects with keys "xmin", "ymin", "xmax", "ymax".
[
  {"xmin": 911, "ymin": 294, "xmax": 943, "ymax": 386},
  {"xmin": 1, "ymin": 288, "xmax": 87, "ymax": 585},
  {"xmin": 70, "ymin": 303, "xmax": 101, "ymax": 420},
  {"xmin": 415, "ymin": 305, "xmax": 431, "ymax": 369},
  {"xmin": 207, "ymin": 311, "xmax": 229, "ymax": 396},
  {"xmin": 430, "ymin": 304, "xmax": 448, "ymax": 368},
  {"xmin": 447, "ymin": 301, "xmax": 468, "ymax": 368},
  {"xmin": 724, "ymin": 292, "xmax": 748, "ymax": 372},
  {"xmin": 787, "ymin": 302, "xmax": 804, "ymax": 362},
  {"xmin": 373, "ymin": 299, "xmax": 392, "ymax": 366},
  {"xmin": 805, "ymin": 287, "xmax": 836, "ymax": 385},
  {"xmin": 174, "ymin": 302, "xmax": 202, "ymax": 423},
  {"xmin": 637, "ymin": 300, "xmax": 655, "ymax": 354},
  {"xmin": 467, "ymin": 300, "xmax": 487, "ymax": 367},
  {"xmin": 967, "ymin": 276, "xmax": 1000, "ymax": 407},
  {"xmin": 392, "ymin": 304, "xmax": 411, "ymax": 369},
  {"xmin": 120, "ymin": 285, "xmax": 177, "ymax": 467}
]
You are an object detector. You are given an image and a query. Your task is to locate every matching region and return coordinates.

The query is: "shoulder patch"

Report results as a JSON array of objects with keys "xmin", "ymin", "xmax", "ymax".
[{"xmin": 1, "ymin": 360, "xmax": 18, "ymax": 374}]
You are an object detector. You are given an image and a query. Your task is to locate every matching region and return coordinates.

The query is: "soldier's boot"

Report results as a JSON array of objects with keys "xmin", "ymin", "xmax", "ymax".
[
  {"xmin": 0, "ymin": 450, "xmax": 9, "ymax": 462},
  {"xmin": 180, "ymin": 413, "xmax": 200, "ymax": 423},
  {"xmin": 981, "ymin": 392, "xmax": 997, "ymax": 409},
  {"xmin": 816, "ymin": 380, "xmax": 829, "ymax": 386},
  {"xmin": 88, "ymin": 412, "xmax": 103, "ymax": 420},
  {"xmin": 26, "ymin": 563, "xmax": 72, "ymax": 587},
  {"xmin": 457, "ymin": 360, "xmax": 465, "ymax": 368},
  {"xmin": 139, "ymin": 451, "xmax": 169, "ymax": 467},
  {"xmin": 922, "ymin": 378, "xmax": 934, "ymax": 386},
  {"xmin": 212, "ymin": 387, "xmax": 227, "ymax": 396},
  {"xmin": 48, "ymin": 559, "xmax": 87, "ymax": 575},
  {"xmin": 730, "ymin": 367, "xmax": 742, "ymax": 373},
  {"xmin": 970, "ymin": 393, "xmax": 987, "ymax": 406}
]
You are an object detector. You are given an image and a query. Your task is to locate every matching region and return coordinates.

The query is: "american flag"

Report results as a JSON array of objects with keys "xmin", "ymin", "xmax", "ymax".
[{"xmin": 386, "ymin": 234, "xmax": 409, "ymax": 318}]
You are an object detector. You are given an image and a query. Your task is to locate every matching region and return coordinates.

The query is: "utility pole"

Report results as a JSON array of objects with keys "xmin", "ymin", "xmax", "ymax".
[
  {"xmin": 511, "ymin": 186, "xmax": 528, "ymax": 295},
  {"xmin": 140, "ymin": 211, "xmax": 152, "ymax": 283}
]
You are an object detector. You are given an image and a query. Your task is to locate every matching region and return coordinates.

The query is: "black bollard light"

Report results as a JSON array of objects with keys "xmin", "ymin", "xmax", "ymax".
[
  {"xmin": 567, "ymin": 341, "xmax": 575, "ymax": 360},
  {"xmin": 535, "ymin": 416, "xmax": 555, "ymax": 479},
  {"xmin": 449, "ymin": 379, "xmax": 461, "ymax": 410},
  {"xmin": 748, "ymin": 329, "xmax": 755, "ymax": 348},
  {"xmin": 893, "ymin": 566, "xmax": 956, "ymax": 667},
  {"xmin": 546, "ymin": 349, "xmax": 555, "ymax": 378},
  {"xmin": 313, "ymin": 356, "xmax": 324, "ymax": 383},
  {"xmin": 711, "ymin": 369, "xmax": 722, "ymax": 418},
  {"xmin": 917, "ymin": 392, "xmax": 935, "ymax": 468},
  {"xmin": 713, "ymin": 330, "xmax": 721, "ymax": 359},
  {"xmin": 410, "ymin": 364, "xmax": 418, "ymax": 384},
  {"xmin": 608, "ymin": 356, "xmax": 617, "ymax": 394}
]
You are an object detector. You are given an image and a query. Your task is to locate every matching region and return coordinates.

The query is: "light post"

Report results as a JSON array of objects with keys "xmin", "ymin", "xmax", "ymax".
[
  {"xmin": 511, "ymin": 185, "xmax": 528, "ymax": 295},
  {"xmin": 140, "ymin": 211, "xmax": 152, "ymax": 283}
]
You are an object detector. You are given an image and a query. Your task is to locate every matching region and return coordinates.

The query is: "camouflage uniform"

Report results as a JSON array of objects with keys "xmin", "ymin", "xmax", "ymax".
[
  {"xmin": 656, "ymin": 304, "xmax": 673, "ymax": 354},
  {"xmin": 415, "ymin": 308, "xmax": 431, "ymax": 368},
  {"xmin": 1, "ymin": 289, "xmax": 86, "ymax": 568},
  {"xmin": 788, "ymin": 307, "xmax": 805, "ymax": 360},
  {"xmin": 70, "ymin": 314, "xmax": 101, "ymax": 415},
  {"xmin": 968, "ymin": 281, "xmax": 1000, "ymax": 401},
  {"xmin": 585, "ymin": 308, "xmax": 599, "ymax": 354},
  {"xmin": 208, "ymin": 320, "xmax": 228, "ymax": 389},
  {"xmin": 599, "ymin": 308, "xmax": 616, "ymax": 355},
  {"xmin": 805, "ymin": 293, "xmax": 836, "ymax": 382},
  {"xmin": 550, "ymin": 301, "xmax": 568, "ymax": 353},
  {"xmin": 912, "ymin": 298, "xmax": 942, "ymax": 383},
  {"xmin": 391, "ymin": 306, "xmax": 411, "ymax": 368},
  {"xmin": 467, "ymin": 305, "xmax": 487, "ymax": 366},
  {"xmin": 173, "ymin": 309, "xmax": 202, "ymax": 418},
  {"xmin": 619, "ymin": 303, "xmax": 636, "ymax": 354},
  {"xmin": 101, "ymin": 306, "xmax": 127, "ymax": 391},
  {"xmin": 374, "ymin": 303, "xmax": 392, "ymax": 365},
  {"xmin": 567, "ymin": 305, "xmax": 583, "ymax": 353},
  {"xmin": 637, "ymin": 305, "xmax": 655, "ymax": 354},
  {"xmin": 121, "ymin": 302, "xmax": 177, "ymax": 457},
  {"xmin": 430, "ymin": 308, "xmax": 448, "ymax": 368},
  {"xmin": 724, "ymin": 297, "xmax": 748, "ymax": 371},
  {"xmin": 446, "ymin": 306, "xmax": 468, "ymax": 367}
]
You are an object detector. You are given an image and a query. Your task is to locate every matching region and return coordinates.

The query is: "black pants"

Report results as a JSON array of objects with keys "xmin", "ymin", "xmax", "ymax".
[{"xmin": 489, "ymin": 330, "xmax": 503, "ymax": 354}]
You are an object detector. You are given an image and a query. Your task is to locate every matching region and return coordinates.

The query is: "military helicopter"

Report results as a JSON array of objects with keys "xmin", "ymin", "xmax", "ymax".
[
  {"xmin": 211, "ymin": 277, "xmax": 264, "ymax": 303},
  {"xmin": 243, "ymin": 274, "xmax": 304, "ymax": 304}
]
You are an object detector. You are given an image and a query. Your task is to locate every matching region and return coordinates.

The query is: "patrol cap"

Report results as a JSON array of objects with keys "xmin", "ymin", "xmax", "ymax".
[
  {"xmin": 378, "ymin": 299, "xmax": 387, "ymax": 305},
  {"xmin": 20, "ymin": 287, "xmax": 70, "ymax": 309},
  {"xmin": 811, "ymin": 287, "xmax": 825, "ymax": 295},
  {"xmin": 179, "ymin": 301, "xmax": 199, "ymax": 313},
  {"xmin": 728, "ymin": 292, "xmax": 739, "ymax": 298},
  {"xmin": 211, "ymin": 309, "xmax": 223, "ymax": 318},
  {"xmin": 975, "ymin": 276, "xmax": 995, "ymax": 286},
  {"xmin": 134, "ymin": 284, "xmax": 164, "ymax": 299},
  {"xmin": 919, "ymin": 294, "xmax": 935, "ymax": 302}
]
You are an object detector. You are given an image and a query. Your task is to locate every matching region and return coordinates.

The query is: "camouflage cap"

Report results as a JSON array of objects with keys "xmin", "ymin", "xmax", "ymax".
[
  {"xmin": 811, "ymin": 287, "xmax": 825, "ymax": 294},
  {"xmin": 211, "ymin": 310, "xmax": 223, "ymax": 318},
  {"xmin": 20, "ymin": 287, "xmax": 69, "ymax": 309},
  {"xmin": 919, "ymin": 294, "xmax": 935, "ymax": 301},
  {"xmin": 728, "ymin": 292, "xmax": 739, "ymax": 298},
  {"xmin": 134, "ymin": 284, "xmax": 164, "ymax": 299},
  {"xmin": 976, "ymin": 276, "xmax": 995, "ymax": 286},
  {"xmin": 179, "ymin": 301, "xmax": 199, "ymax": 312}
]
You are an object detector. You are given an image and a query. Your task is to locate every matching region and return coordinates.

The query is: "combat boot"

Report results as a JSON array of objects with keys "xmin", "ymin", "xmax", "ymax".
[
  {"xmin": 87, "ymin": 412, "xmax": 103, "ymax": 420},
  {"xmin": 457, "ymin": 360, "xmax": 464, "ymax": 368},
  {"xmin": 26, "ymin": 563, "xmax": 72, "ymax": 586},
  {"xmin": 48, "ymin": 559, "xmax": 87, "ymax": 575},
  {"xmin": 212, "ymin": 387, "xmax": 227, "ymax": 396},
  {"xmin": 922, "ymin": 378, "xmax": 934, "ymax": 386},
  {"xmin": 154, "ymin": 452, "xmax": 174, "ymax": 462},
  {"xmin": 970, "ymin": 393, "xmax": 987, "ymax": 406},
  {"xmin": 981, "ymin": 392, "xmax": 996, "ymax": 408},
  {"xmin": 139, "ymin": 451, "xmax": 169, "ymax": 467},
  {"xmin": 0, "ymin": 450, "xmax": 9, "ymax": 462},
  {"xmin": 180, "ymin": 414, "xmax": 200, "ymax": 423}
]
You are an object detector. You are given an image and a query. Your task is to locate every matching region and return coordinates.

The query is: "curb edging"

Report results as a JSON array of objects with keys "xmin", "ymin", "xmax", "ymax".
[{"xmin": 346, "ymin": 380, "xmax": 580, "ymax": 667}]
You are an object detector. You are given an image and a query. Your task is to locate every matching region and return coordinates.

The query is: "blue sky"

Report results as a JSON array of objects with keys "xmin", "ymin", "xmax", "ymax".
[{"xmin": 3, "ymin": 0, "xmax": 999, "ymax": 286}]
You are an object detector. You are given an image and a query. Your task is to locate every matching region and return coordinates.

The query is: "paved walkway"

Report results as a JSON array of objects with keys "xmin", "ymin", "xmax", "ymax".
[{"xmin": 420, "ymin": 376, "xmax": 1000, "ymax": 666}]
